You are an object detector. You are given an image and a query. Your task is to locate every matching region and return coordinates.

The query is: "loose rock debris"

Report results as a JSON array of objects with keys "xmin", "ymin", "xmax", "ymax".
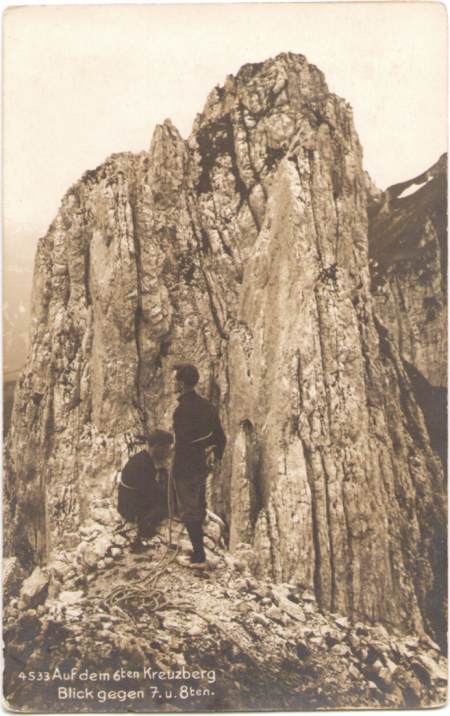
[{"xmin": 3, "ymin": 508, "xmax": 447, "ymax": 712}]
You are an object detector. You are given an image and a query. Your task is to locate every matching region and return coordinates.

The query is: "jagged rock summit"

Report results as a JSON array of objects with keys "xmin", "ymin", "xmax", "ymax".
[{"xmin": 4, "ymin": 53, "xmax": 447, "ymax": 655}]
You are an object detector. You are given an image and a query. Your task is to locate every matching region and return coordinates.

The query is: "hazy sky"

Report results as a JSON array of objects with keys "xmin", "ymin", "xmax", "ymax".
[{"xmin": 3, "ymin": 2, "xmax": 448, "ymax": 235}]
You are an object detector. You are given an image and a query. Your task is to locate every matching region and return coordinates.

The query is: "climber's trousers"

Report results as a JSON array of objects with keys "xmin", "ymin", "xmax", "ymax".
[
  {"xmin": 173, "ymin": 470, "xmax": 207, "ymax": 523},
  {"xmin": 185, "ymin": 520, "xmax": 206, "ymax": 563}
]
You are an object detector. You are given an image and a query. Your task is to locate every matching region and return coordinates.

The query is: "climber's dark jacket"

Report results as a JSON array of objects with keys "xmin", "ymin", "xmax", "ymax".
[
  {"xmin": 117, "ymin": 450, "xmax": 166, "ymax": 523},
  {"xmin": 173, "ymin": 390, "xmax": 226, "ymax": 478},
  {"xmin": 172, "ymin": 390, "xmax": 226, "ymax": 521}
]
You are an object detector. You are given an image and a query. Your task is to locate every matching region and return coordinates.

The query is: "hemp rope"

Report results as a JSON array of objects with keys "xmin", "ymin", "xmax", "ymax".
[{"xmin": 103, "ymin": 450, "xmax": 272, "ymax": 704}]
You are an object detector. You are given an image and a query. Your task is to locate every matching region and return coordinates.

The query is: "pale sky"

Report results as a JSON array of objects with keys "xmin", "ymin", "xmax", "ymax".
[{"xmin": 3, "ymin": 2, "xmax": 448, "ymax": 235}]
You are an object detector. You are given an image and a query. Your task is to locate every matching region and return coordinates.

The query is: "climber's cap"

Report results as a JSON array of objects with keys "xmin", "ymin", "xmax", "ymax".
[
  {"xmin": 147, "ymin": 429, "xmax": 174, "ymax": 447},
  {"xmin": 173, "ymin": 363, "xmax": 199, "ymax": 386}
]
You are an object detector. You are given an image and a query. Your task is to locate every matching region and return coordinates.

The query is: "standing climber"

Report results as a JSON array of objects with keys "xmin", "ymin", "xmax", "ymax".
[
  {"xmin": 172, "ymin": 363, "xmax": 226, "ymax": 569},
  {"xmin": 118, "ymin": 429, "xmax": 173, "ymax": 551}
]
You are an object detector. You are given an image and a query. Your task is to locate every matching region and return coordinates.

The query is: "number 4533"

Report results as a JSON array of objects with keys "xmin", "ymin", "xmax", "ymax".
[{"xmin": 19, "ymin": 672, "xmax": 50, "ymax": 681}]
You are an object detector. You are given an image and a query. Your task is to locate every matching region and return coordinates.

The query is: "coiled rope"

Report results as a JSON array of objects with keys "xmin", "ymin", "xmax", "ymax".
[{"xmin": 102, "ymin": 447, "xmax": 272, "ymax": 704}]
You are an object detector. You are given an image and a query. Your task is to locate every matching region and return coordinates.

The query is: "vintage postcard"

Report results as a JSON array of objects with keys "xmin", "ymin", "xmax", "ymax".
[{"xmin": 3, "ymin": 3, "xmax": 448, "ymax": 712}]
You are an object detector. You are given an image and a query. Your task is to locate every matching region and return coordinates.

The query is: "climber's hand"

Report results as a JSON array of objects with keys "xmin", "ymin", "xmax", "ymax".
[{"xmin": 205, "ymin": 446, "xmax": 217, "ymax": 468}]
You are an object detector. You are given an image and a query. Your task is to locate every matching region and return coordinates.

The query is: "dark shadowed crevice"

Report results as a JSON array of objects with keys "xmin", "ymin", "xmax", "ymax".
[
  {"xmin": 239, "ymin": 418, "xmax": 261, "ymax": 533},
  {"xmin": 84, "ymin": 242, "xmax": 92, "ymax": 306},
  {"xmin": 234, "ymin": 106, "xmax": 261, "ymax": 188},
  {"xmin": 296, "ymin": 351, "xmax": 327, "ymax": 608},
  {"xmin": 252, "ymin": 453, "xmax": 264, "ymax": 518},
  {"xmin": 195, "ymin": 110, "xmax": 262, "ymax": 234},
  {"xmin": 374, "ymin": 316, "xmax": 430, "ymax": 454},
  {"xmin": 216, "ymin": 227, "xmax": 233, "ymax": 258},
  {"xmin": 198, "ymin": 267, "xmax": 227, "ymax": 341},
  {"xmin": 224, "ymin": 113, "xmax": 251, "ymax": 200},
  {"xmin": 300, "ymin": 439, "xmax": 325, "ymax": 610},
  {"xmin": 129, "ymin": 193, "xmax": 148, "ymax": 427},
  {"xmin": 320, "ymin": 451, "xmax": 337, "ymax": 614},
  {"xmin": 196, "ymin": 115, "xmax": 248, "ymax": 199},
  {"xmin": 201, "ymin": 228, "xmax": 211, "ymax": 254},
  {"xmin": 265, "ymin": 146, "xmax": 285, "ymax": 172},
  {"xmin": 402, "ymin": 359, "xmax": 447, "ymax": 474},
  {"xmin": 185, "ymin": 194, "xmax": 212, "ymax": 257},
  {"xmin": 209, "ymin": 379, "xmax": 221, "ymax": 411}
]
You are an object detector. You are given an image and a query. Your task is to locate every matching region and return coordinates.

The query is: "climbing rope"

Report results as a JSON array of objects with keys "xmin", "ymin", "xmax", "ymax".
[{"xmin": 102, "ymin": 448, "xmax": 272, "ymax": 705}]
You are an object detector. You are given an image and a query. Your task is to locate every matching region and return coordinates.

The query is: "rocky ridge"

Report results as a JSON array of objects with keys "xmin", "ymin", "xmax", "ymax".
[
  {"xmin": 4, "ymin": 52, "xmax": 447, "ymax": 656},
  {"xmin": 368, "ymin": 154, "xmax": 447, "ymax": 472},
  {"xmin": 369, "ymin": 153, "xmax": 447, "ymax": 389},
  {"xmin": 3, "ymin": 506, "xmax": 447, "ymax": 711}
]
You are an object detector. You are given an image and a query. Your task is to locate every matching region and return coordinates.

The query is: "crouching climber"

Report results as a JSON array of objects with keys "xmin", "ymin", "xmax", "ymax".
[
  {"xmin": 172, "ymin": 363, "xmax": 226, "ymax": 570},
  {"xmin": 117, "ymin": 429, "xmax": 173, "ymax": 551}
]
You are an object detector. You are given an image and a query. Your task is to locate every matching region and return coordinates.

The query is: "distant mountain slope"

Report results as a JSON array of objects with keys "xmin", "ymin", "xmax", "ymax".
[
  {"xmin": 369, "ymin": 154, "xmax": 447, "ymax": 283},
  {"xmin": 3, "ymin": 380, "xmax": 16, "ymax": 438},
  {"xmin": 3, "ymin": 222, "xmax": 47, "ymax": 377},
  {"xmin": 368, "ymin": 154, "xmax": 447, "ymax": 389}
]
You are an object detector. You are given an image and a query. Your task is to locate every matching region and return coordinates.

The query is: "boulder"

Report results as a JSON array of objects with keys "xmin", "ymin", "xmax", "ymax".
[
  {"xmin": 417, "ymin": 654, "xmax": 447, "ymax": 682},
  {"xmin": 420, "ymin": 635, "xmax": 441, "ymax": 652},
  {"xmin": 59, "ymin": 590, "xmax": 85, "ymax": 606},
  {"xmin": 335, "ymin": 616, "xmax": 350, "ymax": 629},
  {"xmin": 79, "ymin": 519, "xmax": 105, "ymax": 537},
  {"xmin": 204, "ymin": 521, "xmax": 222, "ymax": 546},
  {"xmin": 20, "ymin": 567, "xmax": 49, "ymax": 608},
  {"xmin": 372, "ymin": 624, "xmax": 390, "ymax": 641},
  {"xmin": 405, "ymin": 637, "xmax": 419, "ymax": 650},
  {"xmin": 385, "ymin": 657, "xmax": 399, "ymax": 675},
  {"xmin": 188, "ymin": 624, "xmax": 203, "ymax": 636},
  {"xmin": 266, "ymin": 605, "xmax": 283, "ymax": 621},
  {"xmin": 90, "ymin": 508, "xmax": 115, "ymax": 527},
  {"xmin": 234, "ymin": 579, "xmax": 248, "ymax": 593},
  {"xmin": 255, "ymin": 585, "xmax": 272, "ymax": 600},
  {"xmin": 296, "ymin": 640, "xmax": 312, "ymax": 660},
  {"xmin": 272, "ymin": 588, "xmax": 306, "ymax": 622},
  {"xmin": 303, "ymin": 603, "xmax": 316, "ymax": 615},
  {"xmin": 253, "ymin": 613, "xmax": 270, "ymax": 627},
  {"xmin": 233, "ymin": 544, "xmax": 259, "ymax": 573},
  {"xmin": 271, "ymin": 584, "xmax": 291, "ymax": 599},
  {"xmin": 246, "ymin": 577, "xmax": 259, "ymax": 591},
  {"xmin": 235, "ymin": 601, "xmax": 250, "ymax": 614},
  {"xmin": 310, "ymin": 636, "xmax": 323, "ymax": 646},
  {"xmin": 82, "ymin": 535, "xmax": 114, "ymax": 568},
  {"xmin": 331, "ymin": 644, "xmax": 350, "ymax": 656},
  {"xmin": 50, "ymin": 559, "xmax": 74, "ymax": 581}
]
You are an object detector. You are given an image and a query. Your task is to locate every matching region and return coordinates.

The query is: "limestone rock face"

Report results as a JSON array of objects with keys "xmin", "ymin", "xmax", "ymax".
[
  {"xmin": 4, "ymin": 53, "xmax": 446, "ymax": 646},
  {"xmin": 224, "ymin": 111, "xmax": 446, "ymax": 642}
]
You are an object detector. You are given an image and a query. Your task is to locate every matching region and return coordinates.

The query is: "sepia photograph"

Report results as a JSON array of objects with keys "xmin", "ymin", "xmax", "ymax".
[{"xmin": 2, "ymin": 2, "xmax": 448, "ymax": 711}]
